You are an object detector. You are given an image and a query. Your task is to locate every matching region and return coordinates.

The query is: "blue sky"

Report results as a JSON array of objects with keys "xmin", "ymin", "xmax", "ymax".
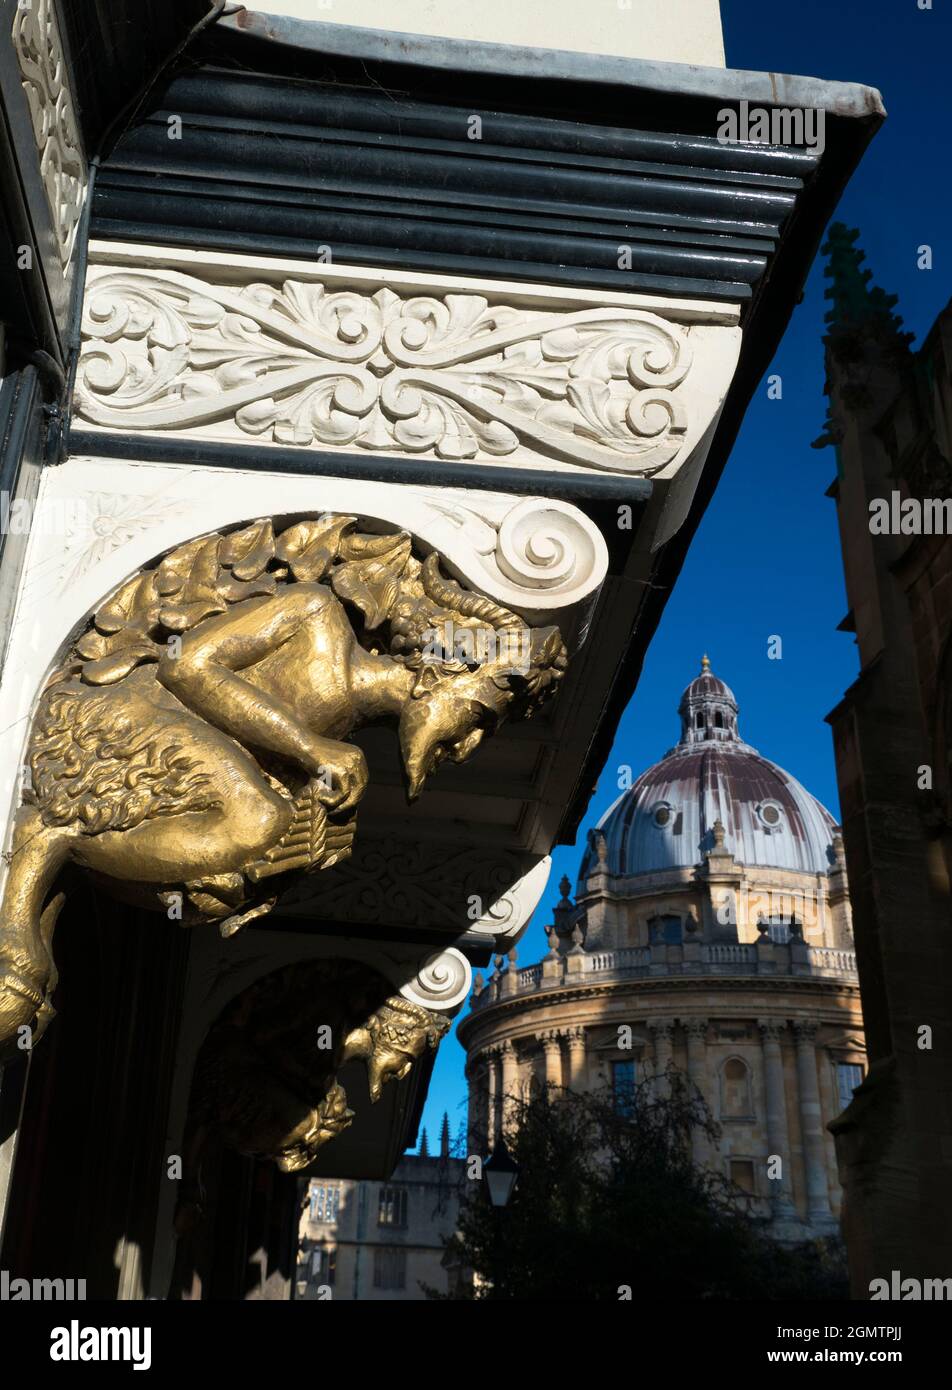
[{"xmin": 414, "ymin": 0, "xmax": 952, "ymax": 1150}]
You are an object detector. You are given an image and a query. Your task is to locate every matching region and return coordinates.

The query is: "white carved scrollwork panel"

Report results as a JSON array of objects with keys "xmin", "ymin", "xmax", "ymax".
[
  {"xmin": 11, "ymin": 0, "xmax": 86, "ymax": 265},
  {"xmin": 73, "ymin": 248, "xmax": 741, "ymax": 479}
]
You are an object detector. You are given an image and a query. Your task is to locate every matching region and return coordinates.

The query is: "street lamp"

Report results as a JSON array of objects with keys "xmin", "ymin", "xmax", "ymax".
[
  {"xmin": 481, "ymin": 1138, "xmax": 519, "ymax": 1299},
  {"xmin": 483, "ymin": 1137, "xmax": 519, "ymax": 1208}
]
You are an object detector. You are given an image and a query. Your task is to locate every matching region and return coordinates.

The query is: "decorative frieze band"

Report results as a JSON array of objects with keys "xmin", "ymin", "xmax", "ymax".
[{"xmin": 74, "ymin": 245, "xmax": 742, "ymax": 481}]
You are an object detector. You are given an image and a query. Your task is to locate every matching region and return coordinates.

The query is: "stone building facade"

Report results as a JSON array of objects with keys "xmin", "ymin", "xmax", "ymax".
[
  {"xmin": 296, "ymin": 1126, "xmax": 464, "ymax": 1301},
  {"xmin": 816, "ymin": 227, "xmax": 952, "ymax": 1292},
  {"xmin": 459, "ymin": 661, "xmax": 866, "ymax": 1240}
]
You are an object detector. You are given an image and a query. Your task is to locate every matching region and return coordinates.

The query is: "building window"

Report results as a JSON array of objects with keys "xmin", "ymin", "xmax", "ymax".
[
  {"xmin": 648, "ymin": 913, "xmax": 683, "ymax": 945},
  {"xmin": 836, "ymin": 1062, "xmax": 864, "ymax": 1111},
  {"xmin": 373, "ymin": 1246, "xmax": 407, "ymax": 1291},
  {"xmin": 729, "ymin": 1159, "xmax": 757, "ymax": 1195},
  {"xmin": 378, "ymin": 1186, "xmax": 408, "ymax": 1228},
  {"xmin": 720, "ymin": 1057, "xmax": 753, "ymax": 1118},
  {"xmin": 309, "ymin": 1184, "xmax": 341, "ymax": 1223},
  {"xmin": 696, "ymin": 711, "xmax": 704, "ymax": 729},
  {"xmin": 767, "ymin": 920, "xmax": 791, "ymax": 944},
  {"xmin": 612, "ymin": 1060, "xmax": 637, "ymax": 1115},
  {"xmin": 309, "ymin": 1246, "xmax": 337, "ymax": 1287}
]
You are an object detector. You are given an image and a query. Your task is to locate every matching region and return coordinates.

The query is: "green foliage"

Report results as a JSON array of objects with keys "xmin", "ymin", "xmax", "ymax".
[{"xmin": 435, "ymin": 1075, "xmax": 848, "ymax": 1300}]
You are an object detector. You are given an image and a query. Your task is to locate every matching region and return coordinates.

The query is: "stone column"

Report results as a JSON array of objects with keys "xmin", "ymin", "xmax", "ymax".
[
  {"xmin": 500, "ymin": 1040, "xmax": 519, "ymax": 1134},
  {"xmin": 792, "ymin": 1022, "xmax": 835, "ymax": 1227},
  {"xmin": 758, "ymin": 1019, "xmax": 797, "ymax": 1222},
  {"xmin": 566, "ymin": 1026, "xmax": 587, "ymax": 1090},
  {"xmin": 466, "ymin": 1063, "xmax": 479, "ymax": 1152},
  {"xmin": 684, "ymin": 1018, "xmax": 710, "ymax": 1165},
  {"xmin": 649, "ymin": 1019, "xmax": 675, "ymax": 1096},
  {"xmin": 540, "ymin": 1031, "xmax": 563, "ymax": 1089},
  {"xmin": 485, "ymin": 1048, "xmax": 499, "ymax": 1150}
]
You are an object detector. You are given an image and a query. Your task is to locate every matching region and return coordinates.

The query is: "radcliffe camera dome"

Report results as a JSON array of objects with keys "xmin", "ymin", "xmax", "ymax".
[
  {"xmin": 580, "ymin": 658, "xmax": 838, "ymax": 880},
  {"xmin": 462, "ymin": 655, "xmax": 862, "ymax": 1253}
]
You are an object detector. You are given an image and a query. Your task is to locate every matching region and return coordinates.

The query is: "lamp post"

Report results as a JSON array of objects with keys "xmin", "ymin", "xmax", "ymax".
[{"xmin": 482, "ymin": 1138, "xmax": 518, "ymax": 1297}]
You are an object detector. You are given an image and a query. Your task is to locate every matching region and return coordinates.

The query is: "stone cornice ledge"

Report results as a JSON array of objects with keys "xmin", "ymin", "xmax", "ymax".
[{"xmin": 220, "ymin": 13, "xmax": 884, "ymax": 120}]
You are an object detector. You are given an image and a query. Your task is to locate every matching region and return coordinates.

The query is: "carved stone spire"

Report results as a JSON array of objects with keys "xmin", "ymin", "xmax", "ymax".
[{"xmin": 814, "ymin": 223, "xmax": 914, "ymax": 449}]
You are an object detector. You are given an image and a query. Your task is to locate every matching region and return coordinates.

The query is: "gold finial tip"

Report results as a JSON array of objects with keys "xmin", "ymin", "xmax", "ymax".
[{"xmin": 700, "ymin": 653, "xmax": 711, "ymax": 672}]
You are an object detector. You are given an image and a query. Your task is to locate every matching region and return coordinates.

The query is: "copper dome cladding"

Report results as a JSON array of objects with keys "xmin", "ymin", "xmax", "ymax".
[{"xmin": 579, "ymin": 660, "xmax": 838, "ymax": 881}]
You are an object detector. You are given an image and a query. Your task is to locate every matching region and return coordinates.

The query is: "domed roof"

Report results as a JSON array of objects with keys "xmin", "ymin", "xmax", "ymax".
[{"xmin": 579, "ymin": 658, "xmax": 838, "ymax": 881}]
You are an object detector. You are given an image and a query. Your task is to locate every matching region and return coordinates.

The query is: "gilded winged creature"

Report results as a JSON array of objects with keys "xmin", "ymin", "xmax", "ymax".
[{"xmin": 0, "ymin": 516, "xmax": 567, "ymax": 1048}]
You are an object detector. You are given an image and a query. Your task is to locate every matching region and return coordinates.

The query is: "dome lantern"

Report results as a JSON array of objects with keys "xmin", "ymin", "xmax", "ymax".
[{"xmin": 678, "ymin": 655, "xmax": 740, "ymax": 745}]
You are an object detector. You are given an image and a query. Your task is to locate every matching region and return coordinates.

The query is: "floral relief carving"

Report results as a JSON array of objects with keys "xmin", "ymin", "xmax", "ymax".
[
  {"xmin": 279, "ymin": 838, "xmax": 543, "ymax": 939},
  {"xmin": 75, "ymin": 269, "xmax": 695, "ymax": 475},
  {"xmin": 60, "ymin": 492, "xmax": 191, "ymax": 582},
  {"xmin": 12, "ymin": 0, "xmax": 85, "ymax": 265}
]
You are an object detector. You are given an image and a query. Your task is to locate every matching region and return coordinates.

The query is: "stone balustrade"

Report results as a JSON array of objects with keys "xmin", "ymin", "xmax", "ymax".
[{"xmin": 471, "ymin": 940, "xmax": 858, "ymax": 1009}]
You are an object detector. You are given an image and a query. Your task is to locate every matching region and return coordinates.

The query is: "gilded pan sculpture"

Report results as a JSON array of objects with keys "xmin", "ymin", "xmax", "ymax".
[{"xmin": 0, "ymin": 514, "xmax": 568, "ymax": 1051}]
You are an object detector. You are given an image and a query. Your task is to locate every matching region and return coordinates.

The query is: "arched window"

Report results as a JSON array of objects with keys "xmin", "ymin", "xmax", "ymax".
[
  {"xmin": 714, "ymin": 711, "xmax": 724, "ymax": 729},
  {"xmin": 696, "ymin": 711, "xmax": 704, "ymax": 728},
  {"xmin": 720, "ymin": 1057, "xmax": 753, "ymax": 1118}
]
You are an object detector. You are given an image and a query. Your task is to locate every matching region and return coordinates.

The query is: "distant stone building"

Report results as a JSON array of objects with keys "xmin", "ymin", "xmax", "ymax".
[
  {"xmin": 296, "ymin": 1120, "xmax": 465, "ymax": 1301},
  {"xmin": 460, "ymin": 661, "xmax": 866, "ymax": 1241},
  {"xmin": 815, "ymin": 226, "xmax": 952, "ymax": 1293}
]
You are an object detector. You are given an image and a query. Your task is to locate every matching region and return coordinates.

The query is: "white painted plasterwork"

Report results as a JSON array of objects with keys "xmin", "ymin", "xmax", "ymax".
[
  {"xmin": 73, "ymin": 244, "xmax": 742, "ymax": 482},
  {"xmin": 11, "ymin": 0, "xmax": 86, "ymax": 265},
  {"xmin": 246, "ymin": 1, "xmax": 727, "ymax": 68},
  {"xmin": 0, "ymin": 455, "xmax": 607, "ymax": 873}
]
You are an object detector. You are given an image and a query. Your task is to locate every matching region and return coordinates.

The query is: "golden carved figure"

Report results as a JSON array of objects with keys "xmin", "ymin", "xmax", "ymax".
[
  {"xmin": 0, "ymin": 516, "xmax": 567, "ymax": 1049},
  {"xmin": 339, "ymin": 995, "xmax": 451, "ymax": 1106},
  {"xmin": 176, "ymin": 965, "xmax": 449, "ymax": 1212}
]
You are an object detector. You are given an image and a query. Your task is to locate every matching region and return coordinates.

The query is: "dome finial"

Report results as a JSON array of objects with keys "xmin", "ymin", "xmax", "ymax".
[{"xmin": 700, "ymin": 653, "xmax": 711, "ymax": 672}]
